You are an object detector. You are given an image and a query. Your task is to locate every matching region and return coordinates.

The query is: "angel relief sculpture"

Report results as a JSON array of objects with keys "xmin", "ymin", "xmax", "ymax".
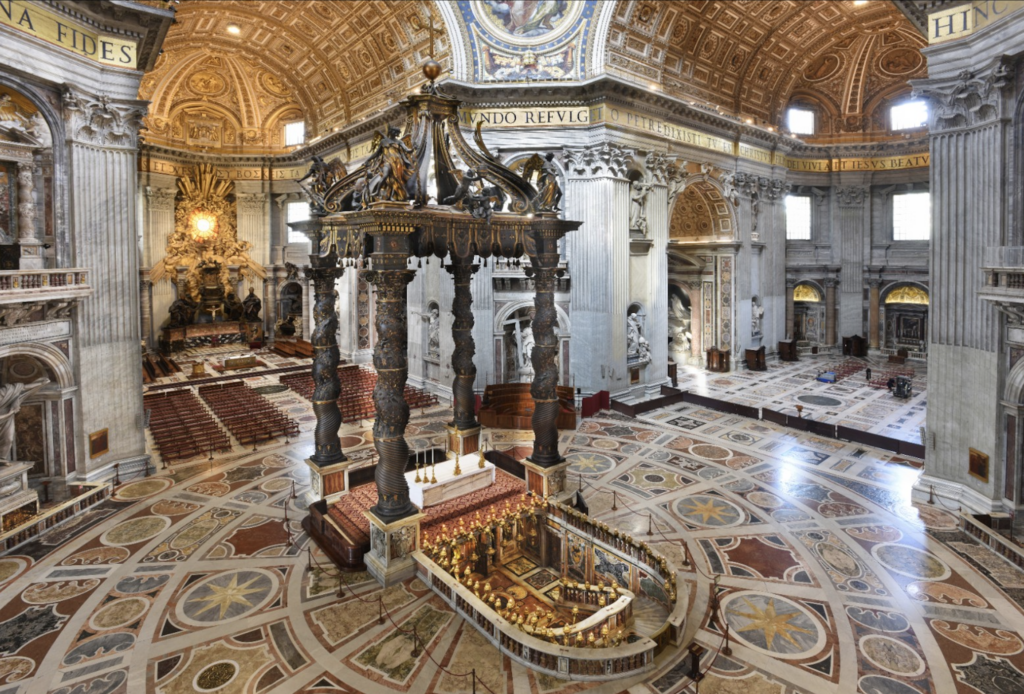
[
  {"xmin": 442, "ymin": 168, "xmax": 507, "ymax": 221},
  {"xmin": 298, "ymin": 155, "xmax": 348, "ymax": 208}
]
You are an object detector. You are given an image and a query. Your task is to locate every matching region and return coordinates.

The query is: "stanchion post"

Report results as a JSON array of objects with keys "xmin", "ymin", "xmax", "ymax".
[
  {"xmin": 611, "ymin": 491, "xmax": 618, "ymax": 511},
  {"xmin": 647, "ymin": 513, "xmax": 653, "ymax": 537},
  {"xmin": 113, "ymin": 463, "xmax": 120, "ymax": 486},
  {"xmin": 411, "ymin": 629, "xmax": 420, "ymax": 657},
  {"xmin": 291, "ymin": 480, "xmax": 297, "ymax": 500},
  {"xmin": 472, "ymin": 669, "xmax": 477, "ymax": 693},
  {"xmin": 723, "ymin": 623, "xmax": 732, "ymax": 656},
  {"xmin": 928, "ymin": 484, "xmax": 935, "ymax": 505},
  {"xmin": 378, "ymin": 598, "xmax": 385, "ymax": 625}
]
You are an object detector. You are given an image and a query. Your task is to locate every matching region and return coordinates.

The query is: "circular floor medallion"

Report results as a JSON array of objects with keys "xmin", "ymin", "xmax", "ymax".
[
  {"xmin": 194, "ymin": 660, "xmax": 239, "ymax": 692},
  {"xmin": 816, "ymin": 542, "xmax": 862, "ymax": 578},
  {"xmin": 675, "ymin": 494, "xmax": 743, "ymax": 528},
  {"xmin": 100, "ymin": 516, "xmax": 171, "ymax": 547},
  {"xmin": 0, "ymin": 557, "xmax": 27, "ymax": 583},
  {"xmin": 860, "ymin": 634, "xmax": 925, "ymax": 676},
  {"xmin": 177, "ymin": 569, "xmax": 278, "ymax": 627},
  {"xmin": 872, "ymin": 543, "xmax": 951, "ymax": 581},
  {"xmin": 62, "ymin": 547, "xmax": 130, "ymax": 566},
  {"xmin": 260, "ymin": 478, "xmax": 292, "ymax": 493},
  {"xmin": 747, "ymin": 491, "xmax": 784, "ymax": 509},
  {"xmin": 151, "ymin": 500, "xmax": 200, "ymax": 517},
  {"xmin": 592, "ymin": 438, "xmax": 618, "ymax": 450},
  {"xmin": 721, "ymin": 591, "xmax": 824, "ymax": 659},
  {"xmin": 90, "ymin": 597, "xmax": 149, "ymax": 631},
  {"xmin": 115, "ymin": 478, "xmax": 171, "ymax": 500},
  {"xmin": 689, "ymin": 444, "xmax": 731, "ymax": 461},
  {"xmin": 858, "ymin": 675, "xmax": 924, "ymax": 694},
  {"xmin": 797, "ymin": 395, "xmax": 844, "ymax": 407}
]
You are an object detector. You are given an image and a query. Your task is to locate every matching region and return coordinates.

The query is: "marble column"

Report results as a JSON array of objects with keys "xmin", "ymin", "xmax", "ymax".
[
  {"xmin": 824, "ymin": 278, "xmax": 839, "ymax": 346},
  {"xmin": 140, "ymin": 272, "xmax": 152, "ymax": 352},
  {"xmin": 785, "ymin": 278, "xmax": 796, "ymax": 341},
  {"xmin": 235, "ymin": 189, "xmax": 269, "ymax": 301},
  {"xmin": 868, "ymin": 280, "xmax": 882, "ymax": 350},
  {"xmin": 564, "ymin": 144, "xmax": 633, "ymax": 396},
  {"xmin": 912, "ymin": 56, "xmax": 1012, "ymax": 511},
  {"xmin": 446, "ymin": 259, "xmax": 480, "ymax": 454},
  {"xmin": 645, "ymin": 153, "xmax": 671, "ymax": 395},
  {"xmin": 835, "ymin": 187, "xmax": 868, "ymax": 341},
  {"xmin": 64, "ymin": 89, "xmax": 149, "ymax": 477},
  {"xmin": 142, "ymin": 182, "xmax": 176, "ymax": 335}
]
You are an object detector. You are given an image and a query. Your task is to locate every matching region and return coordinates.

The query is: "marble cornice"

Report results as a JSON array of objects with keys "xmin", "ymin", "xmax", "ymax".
[{"xmin": 44, "ymin": 0, "xmax": 175, "ymax": 71}]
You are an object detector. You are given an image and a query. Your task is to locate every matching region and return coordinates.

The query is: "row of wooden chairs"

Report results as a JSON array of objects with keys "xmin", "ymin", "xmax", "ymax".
[
  {"xmin": 144, "ymin": 389, "xmax": 231, "ymax": 461},
  {"xmin": 197, "ymin": 381, "xmax": 300, "ymax": 445}
]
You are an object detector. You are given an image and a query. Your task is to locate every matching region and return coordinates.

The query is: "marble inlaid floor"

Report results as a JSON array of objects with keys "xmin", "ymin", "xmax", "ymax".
[
  {"xmin": 676, "ymin": 354, "xmax": 928, "ymax": 444},
  {"xmin": 6, "ymin": 391, "xmax": 1024, "ymax": 693}
]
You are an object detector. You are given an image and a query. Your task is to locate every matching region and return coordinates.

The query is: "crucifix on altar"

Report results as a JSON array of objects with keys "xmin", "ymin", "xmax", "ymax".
[{"xmin": 298, "ymin": 59, "xmax": 580, "ymax": 586}]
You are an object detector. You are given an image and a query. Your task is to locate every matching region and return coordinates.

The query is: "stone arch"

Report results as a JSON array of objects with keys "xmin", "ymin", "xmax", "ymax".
[
  {"xmin": 881, "ymin": 282, "xmax": 929, "ymax": 353},
  {"xmin": 670, "ymin": 179, "xmax": 734, "ymax": 241},
  {"xmin": 1005, "ymin": 357, "xmax": 1024, "ymax": 405},
  {"xmin": 0, "ymin": 343, "xmax": 74, "ymax": 390},
  {"xmin": 494, "ymin": 299, "xmax": 570, "ymax": 386}
]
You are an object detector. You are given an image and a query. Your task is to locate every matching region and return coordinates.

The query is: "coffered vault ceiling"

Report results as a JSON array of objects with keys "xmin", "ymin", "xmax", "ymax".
[
  {"xmin": 138, "ymin": 0, "xmax": 448, "ymax": 151},
  {"xmin": 605, "ymin": 0, "xmax": 927, "ymax": 136},
  {"xmin": 138, "ymin": 0, "xmax": 927, "ymax": 152}
]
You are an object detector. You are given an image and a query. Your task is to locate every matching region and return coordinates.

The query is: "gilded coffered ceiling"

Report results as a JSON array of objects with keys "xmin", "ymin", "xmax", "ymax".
[
  {"xmin": 138, "ymin": 0, "xmax": 448, "ymax": 152},
  {"xmin": 605, "ymin": 0, "xmax": 928, "ymax": 139}
]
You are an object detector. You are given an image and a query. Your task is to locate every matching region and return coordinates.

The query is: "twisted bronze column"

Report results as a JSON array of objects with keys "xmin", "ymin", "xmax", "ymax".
[
  {"xmin": 527, "ymin": 236, "xmax": 564, "ymax": 467},
  {"xmin": 362, "ymin": 267, "xmax": 416, "ymax": 519},
  {"xmin": 446, "ymin": 260, "xmax": 479, "ymax": 430},
  {"xmin": 306, "ymin": 246, "xmax": 347, "ymax": 465}
]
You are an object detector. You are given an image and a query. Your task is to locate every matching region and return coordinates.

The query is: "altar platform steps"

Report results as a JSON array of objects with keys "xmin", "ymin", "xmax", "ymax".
[{"xmin": 309, "ymin": 453, "xmax": 526, "ymax": 570}]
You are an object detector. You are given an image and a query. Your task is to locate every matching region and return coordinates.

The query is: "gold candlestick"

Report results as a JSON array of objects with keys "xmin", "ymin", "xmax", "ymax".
[
  {"xmin": 414, "ymin": 461, "xmax": 422, "ymax": 483},
  {"xmin": 430, "ymin": 461, "xmax": 437, "ymax": 484},
  {"xmin": 453, "ymin": 452, "xmax": 462, "ymax": 476}
]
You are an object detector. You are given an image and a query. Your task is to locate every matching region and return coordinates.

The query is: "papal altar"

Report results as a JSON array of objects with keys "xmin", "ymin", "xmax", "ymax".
[{"xmin": 406, "ymin": 454, "xmax": 495, "ymax": 509}]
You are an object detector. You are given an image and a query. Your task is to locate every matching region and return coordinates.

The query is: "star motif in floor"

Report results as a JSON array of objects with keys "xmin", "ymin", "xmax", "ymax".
[
  {"xmin": 729, "ymin": 597, "xmax": 815, "ymax": 651},
  {"xmin": 678, "ymin": 497, "xmax": 735, "ymax": 525},
  {"xmin": 571, "ymin": 454, "xmax": 609, "ymax": 472},
  {"xmin": 188, "ymin": 574, "xmax": 266, "ymax": 620}
]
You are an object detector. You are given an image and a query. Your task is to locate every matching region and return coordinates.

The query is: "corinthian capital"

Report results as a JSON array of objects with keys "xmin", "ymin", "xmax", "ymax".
[
  {"xmin": 835, "ymin": 186, "xmax": 867, "ymax": 207},
  {"xmin": 564, "ymin": 142, "xmax": 636, "ymax": 179},
  {"xmin": 235, "ymin": 192, "xmax": 268, "ymax": 214},
  {"xmin": 911, "ymin": 57, "xmax": 1014, "ymax": 130},
  {"xmin": 63, "ymin": 88, "xmax": 148, "ymax": 148}
]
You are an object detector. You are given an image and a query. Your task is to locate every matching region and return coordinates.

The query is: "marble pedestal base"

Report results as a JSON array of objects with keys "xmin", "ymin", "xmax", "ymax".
[
  {"xmin": 304, "ymin": 458, "xmax": 352, "ymax": 506},
  {"xmin": 446, "ymin": 424, "xmax": 480, "ymax": 457},
  {"xmin": 364, "ymin": 511, "xmax": 424, "ymax": 587},
  {"xmin": 522, "ymin": 458, "xmax": 569, "ymax": 499},
  {"xmin": 0, "ymin": 462, "xmax": 39, "ymax": 529}
]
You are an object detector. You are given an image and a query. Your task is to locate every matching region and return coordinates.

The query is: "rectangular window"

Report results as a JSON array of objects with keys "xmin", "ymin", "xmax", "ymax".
[
  {"xmin": 891, "ymin": 100, "xmax": 928, "ymax": 131},
  {"xmin": 787, "ymin": 108, "xmax": 815, "ymax": 135},
  {"xmin": 286, "ymin": 201, "xmax": 310, "ymax": 244},
  {"xmin": 284, "ymin": 121, "xmax": 305, "ymax": 146},
  {"xmin": 893, "ymin": 192, "xmax": 931, "ymax": 241},
  {"xmin": 785, "ymin": 195, "xmax": 812, "ymax": 240}
]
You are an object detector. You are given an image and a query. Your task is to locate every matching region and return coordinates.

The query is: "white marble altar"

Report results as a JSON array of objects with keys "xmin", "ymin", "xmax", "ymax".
[{"xmin": 407, "ymin": 454, "xmax": 495, "ymax": 508}]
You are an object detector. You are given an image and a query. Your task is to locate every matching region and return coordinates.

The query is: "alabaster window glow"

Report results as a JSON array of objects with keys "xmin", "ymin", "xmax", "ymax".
[
  {"xmin": 189, "ymin": 211, "xmax": 218, "ymax": 241},
  {"xmin": 785, "ymin": 195, "xmax": 812, "ymax": 240},
  {"xmin": 893, "ymin": 192, "xmax": 931, "ymax": 240},
  {"xmin": 787, "ymin": 107, "xmax": 815, "ymax": 135},
  {"xmin": 891, "ymin": 100, "xmax": 928, "ymax": 130},
  {"xmin": 284, "ymin": 121, "xmax": 306, "ymax": 146},
  {"xmin": 286, "ymin": 201, "xmax": 310, "ymax": 244}
]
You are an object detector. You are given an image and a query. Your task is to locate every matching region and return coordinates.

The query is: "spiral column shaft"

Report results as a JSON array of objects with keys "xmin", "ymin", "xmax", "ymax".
[{"xmin": 306, "ymin": 247, "xmax": 347, "ymax": 465}]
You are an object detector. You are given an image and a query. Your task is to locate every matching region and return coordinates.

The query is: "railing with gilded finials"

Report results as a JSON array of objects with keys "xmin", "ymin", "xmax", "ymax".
[{"xmin": 0, "ymin": 269, "xmax": 90, "ymax": 292}]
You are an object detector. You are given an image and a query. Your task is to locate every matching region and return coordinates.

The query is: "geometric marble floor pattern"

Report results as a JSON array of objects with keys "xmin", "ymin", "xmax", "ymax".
[
  {"xmin": 1, "ymin": 404, "xmax": 1022, "ymax": 693},
  {"xmin": 675, "ymin": 354, "xmax": 928, "ymax": 444}
]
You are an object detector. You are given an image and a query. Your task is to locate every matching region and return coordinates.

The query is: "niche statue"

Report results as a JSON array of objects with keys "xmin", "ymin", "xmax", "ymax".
[
  {"xmin": 242, "ymin": 287, "xmax": 262, "ymax": 322},
  {"xmin": 0, "ymin": 378, "xmax": 48, "ymax": 464}
]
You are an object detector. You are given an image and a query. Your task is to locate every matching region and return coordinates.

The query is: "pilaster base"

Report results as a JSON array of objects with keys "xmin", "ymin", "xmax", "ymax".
[
  {"xmin": 912, "ymin": 473, "xmax": 1003, "ymax": 515},
  {"xmin": 446, "ymin": 425, "xmax": 480, "ymax": 457},
  {"xmin": 18, "ymin": 241, "xmax": 45, "ymax": 270},
  {"xmin": 304, "ymin": 458, "xmax": 352, "ymax": 506},
  {"xmin": 522, "ymin": 458, "xmax": 569, "ymax": 499},
  {"xmin": 364, "ymin": 510, "xmax": 424, "ymax": 587}
]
